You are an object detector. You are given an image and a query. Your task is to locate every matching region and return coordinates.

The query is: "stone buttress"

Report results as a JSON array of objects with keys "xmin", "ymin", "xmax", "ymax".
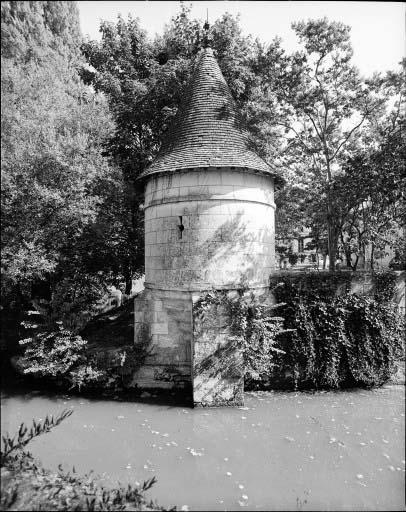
[{"xmin": 132, "ymin": 47, "xmax": 279, "ymax": 406}]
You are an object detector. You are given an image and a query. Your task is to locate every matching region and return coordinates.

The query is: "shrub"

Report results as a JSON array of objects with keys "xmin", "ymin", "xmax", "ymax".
[
  {"xmin": 17, "ymin": 314, "xmax": 152, "ymax": 393},
  {"xmin": 1, "ymin": 412, "xmax": 167, "ymax": 511},
  {"xmin": 194, "ymin": 290, "xmax": 288, "ymax": 383},
  {"xmin": 269, "ymin": 273, "xmax": 405, "ymax": 389},
  {"xmin": 18, "ymin": 322, "xmax": 108, "ymax": 391}
]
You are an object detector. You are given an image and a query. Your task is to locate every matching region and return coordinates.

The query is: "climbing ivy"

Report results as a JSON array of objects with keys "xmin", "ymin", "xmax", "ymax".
[
  {"xmin": 270, "ymin": 272, "xmax": 405, "ymax": 389},
  {"xmin": 196, "ymin": 272, "xmax": 404, "ymax": 391},
  {"xmin": 194, "ymin": 289, "xmax": 289, "ymax": 383}
]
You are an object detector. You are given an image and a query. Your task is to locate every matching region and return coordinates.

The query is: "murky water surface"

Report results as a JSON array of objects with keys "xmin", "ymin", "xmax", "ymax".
[{"xmin": 1, "ymin": 386, "xmax": 405, "ymax": 511}]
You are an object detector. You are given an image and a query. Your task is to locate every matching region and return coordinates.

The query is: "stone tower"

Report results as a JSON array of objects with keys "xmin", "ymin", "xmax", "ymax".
[{"xmin": 133, "ymin": 47, "xmax": 277, "ymax": 406}]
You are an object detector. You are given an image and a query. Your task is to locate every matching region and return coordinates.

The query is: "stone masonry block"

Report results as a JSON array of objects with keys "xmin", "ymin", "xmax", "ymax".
[
  {"xmin": 152, "ymin": 300, "xmax": 163, "ymax": 311},
  {"xmin": 134, "ymin": 311, "xmax": 145, "ymax": 323},
  {"xmin": 150, "ymin": 322, "xmax": 169, "ymax": 335}
]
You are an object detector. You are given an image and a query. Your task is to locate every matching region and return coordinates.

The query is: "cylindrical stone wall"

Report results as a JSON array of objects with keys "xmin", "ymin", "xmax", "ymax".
[{"xmin": 144, "ymin": 168, "xmax": 275, "ymax": 291}]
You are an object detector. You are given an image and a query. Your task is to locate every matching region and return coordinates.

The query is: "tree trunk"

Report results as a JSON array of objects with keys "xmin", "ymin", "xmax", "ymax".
[
  {"xmin": 370, "ymin": 243, "xmax": 375, "ymax": 272},
  {"xmin": 124, "ymin": 275, "xmax": 132, "ymax": 296},
  {"xmin": 325, "ymin": 157, "xmax": 336, "ymax": 272},
  {"xmin": 327, "ymin": 222, "xmax": 338, "ymax": 272},
  {"xmin": 345, "ymin": 251, "xmax": 352, "ymax": 269}
]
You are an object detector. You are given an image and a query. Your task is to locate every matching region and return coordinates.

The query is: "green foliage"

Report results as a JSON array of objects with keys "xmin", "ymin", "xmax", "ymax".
[
  {"xmin": 1, "ymin": 412, "xmax": 168, "ymax": 511},
  {"xmin": 18, "ymin": 323, "xmax": 107, "ymax": 390},
  {"xmin": 269, "ymin": 273, "xmax": 405, "ymax": 389},
  {"xmin": 1, "ymin": 410, "xmax": 73, "ymax": 466},
  {"xmin": 269, "ymin": 18, "xmax": 403, "ymax": 270},
  {"xmin": 230, "ymin": 297, "xmax": 288, "ymax": 382},
  {"xmin": 1, "ymin": 1, "xmax": 128, "ymax": 328},
  {"xmin": 17, "ymin": 309, "xmax": 152, "ymax": 393},
  {"xmin": 195, "ymin": 290, "xmax": 288, "ymax": 382}
]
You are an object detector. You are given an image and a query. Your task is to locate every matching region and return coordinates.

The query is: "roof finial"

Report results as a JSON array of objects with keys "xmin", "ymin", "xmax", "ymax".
[{"xmin": 203, "ymin": 9, "xmax": 210, "ymax": 48}]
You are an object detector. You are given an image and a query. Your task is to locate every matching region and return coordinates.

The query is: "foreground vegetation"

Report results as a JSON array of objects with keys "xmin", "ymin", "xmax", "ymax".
[{"xmin": 0, "ymin": 411, "xmax": 170, "ymax": 511}]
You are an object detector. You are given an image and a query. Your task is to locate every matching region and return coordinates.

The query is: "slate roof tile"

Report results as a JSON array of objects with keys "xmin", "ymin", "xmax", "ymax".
[{"xmin": 139, "ymin": 48, "xmax": 274, "ymax": 180}]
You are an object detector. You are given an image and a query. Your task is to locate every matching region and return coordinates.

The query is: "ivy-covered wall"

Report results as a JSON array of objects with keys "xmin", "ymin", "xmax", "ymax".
[{"xmin": 261, "ymin": 271, "xmax": 405, "ymax": 390}]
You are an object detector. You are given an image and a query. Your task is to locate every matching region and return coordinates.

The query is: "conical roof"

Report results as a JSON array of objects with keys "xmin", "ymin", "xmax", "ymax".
[{"xmin": 139, "ymin": 47, "xmax": 273, "ymax": 180}]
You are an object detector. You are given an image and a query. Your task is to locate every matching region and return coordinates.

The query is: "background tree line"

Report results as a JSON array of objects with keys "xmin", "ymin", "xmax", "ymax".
[{"xmin": 1, "ymin": 1, "xmax": 404, "ymax": 341}]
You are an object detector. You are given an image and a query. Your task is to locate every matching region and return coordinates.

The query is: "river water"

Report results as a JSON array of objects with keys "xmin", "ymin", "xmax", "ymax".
[{"xmin": 1, "ymin": 386, "xmax": 405, "ymax": 511}]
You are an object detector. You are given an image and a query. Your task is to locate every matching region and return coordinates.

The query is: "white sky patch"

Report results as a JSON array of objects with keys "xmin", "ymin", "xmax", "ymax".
[{"xmin": 77, "ymin": 1, "xmax": 405, "ymax": 76}]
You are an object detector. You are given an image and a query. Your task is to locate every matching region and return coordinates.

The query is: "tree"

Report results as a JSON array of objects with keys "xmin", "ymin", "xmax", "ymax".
[
  {"xmin": 1, "ymin": 1, "xmax": 118, "ymax": 329},
  {"xmin": 263, "ymin": 18, "xmax": 385, "ymax": 270}
]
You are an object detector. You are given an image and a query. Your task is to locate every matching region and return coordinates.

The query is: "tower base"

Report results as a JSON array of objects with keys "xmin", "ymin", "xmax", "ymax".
[{"xmin": 132, "ymin": 286, "xmax": 271, "ymax": 407}]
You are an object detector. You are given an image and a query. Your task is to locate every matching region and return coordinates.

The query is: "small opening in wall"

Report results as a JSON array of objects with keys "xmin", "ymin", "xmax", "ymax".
[{"xmin": 178, "ymin": 216, "xmax": 184, "ymax": 239}]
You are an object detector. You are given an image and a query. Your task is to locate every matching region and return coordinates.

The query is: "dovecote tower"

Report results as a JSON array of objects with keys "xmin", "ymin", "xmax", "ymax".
[{"xmin": 133, "ymin": 47, "xmax": 278, "ymax": 406}]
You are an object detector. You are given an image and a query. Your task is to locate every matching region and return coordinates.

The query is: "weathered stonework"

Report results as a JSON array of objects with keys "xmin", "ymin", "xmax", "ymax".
[
  {"xmin": 132, "ymin": 288, "xmax": 192, "ymax": 391},
  {"xmin": 144, "ymin": 169, "xmax": 275, "ymax": 290},
  {"xmin": 132, "ymin": 47, "xmax": 277, "ymax": 406}
]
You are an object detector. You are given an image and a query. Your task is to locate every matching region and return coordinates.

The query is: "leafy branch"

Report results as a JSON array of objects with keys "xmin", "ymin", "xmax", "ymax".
[{"xmin": 1, "ymin": 409, "xmax": 73, "ymax": 465}]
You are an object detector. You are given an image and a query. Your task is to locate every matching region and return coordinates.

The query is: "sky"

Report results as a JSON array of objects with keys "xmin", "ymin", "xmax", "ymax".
[{"xmin": 77, "ymin": 1, "xmax": 405, "ymax": 77}]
